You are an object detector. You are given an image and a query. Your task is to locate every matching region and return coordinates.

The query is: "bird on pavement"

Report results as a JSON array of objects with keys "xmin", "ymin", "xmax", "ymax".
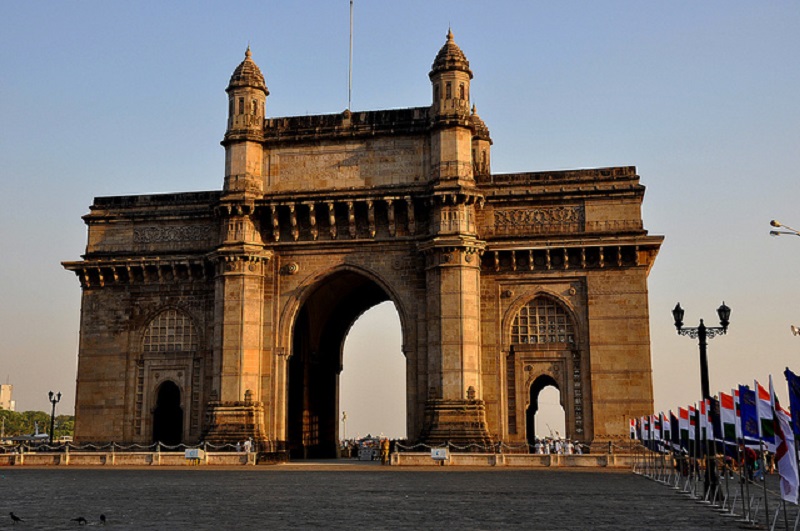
[
  {"xmin": 9, "ymin": 512, "xmax": 24, "ymax": 524},
  {"xmin": 71, "ymin": 516, "xmax": 88, "ymax": 525}
]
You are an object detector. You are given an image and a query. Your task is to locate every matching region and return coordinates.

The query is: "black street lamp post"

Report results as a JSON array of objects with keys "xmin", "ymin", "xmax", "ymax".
[
  {"xmin": 48, "ymin": 391, "xmax": 61, "ymax": 445},
  {"xmin": 671, "ymin": 302, "xmax": 731, "ymax": 400},
  {"xmin": 671, "ymin": 302, "xmax": 730, "ymax": 494}
]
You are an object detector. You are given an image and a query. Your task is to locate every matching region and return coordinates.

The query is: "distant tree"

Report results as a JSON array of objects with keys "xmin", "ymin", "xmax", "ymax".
[{"xmin": 0, "ymin": 410, "xmax": 74, "ymax": 438}]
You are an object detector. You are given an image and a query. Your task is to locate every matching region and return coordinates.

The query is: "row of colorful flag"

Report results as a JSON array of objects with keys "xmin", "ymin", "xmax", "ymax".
[{"xmin": 629, "ymin": 368, "xmax": 800, "ymax": 504}]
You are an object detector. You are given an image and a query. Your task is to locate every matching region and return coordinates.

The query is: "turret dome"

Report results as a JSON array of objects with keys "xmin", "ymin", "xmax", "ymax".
[
  {"xmin": 470, "ymin": 105, "xmax": 491, "ymax": 141},
  {"xmin": 429, "ymin": 29, "xmax": 473, "ymax": 80},
  {"xmin": 227, "ymin": 47, "xmax": 269, "ymax": 95}
]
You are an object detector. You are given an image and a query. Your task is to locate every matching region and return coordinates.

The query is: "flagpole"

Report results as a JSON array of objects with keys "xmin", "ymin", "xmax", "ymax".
[
  {"xmin": 348, "ymin": 0, "xmax": 353, "ymax": 110},
  {"xmin": 693, "ymin": 404, "xmax": 699, "ymax": 498},
  {"xmin": 785, "ymin": 368, "xmax": 800, "ymax": 507},
  {"xmin": 759, "ymin": 439, "xmax": 770, "ymax": 527},
  {"xmin": 737, "ymin": 438, "xmax": 751, "ymax": 523},
  {"xmin": 756, "ymin": 379, "xmax": 770, "ymax": 525}
]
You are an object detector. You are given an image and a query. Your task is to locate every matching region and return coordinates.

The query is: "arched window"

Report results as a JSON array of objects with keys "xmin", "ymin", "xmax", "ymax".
[
  {"xmin": 511, "ymin": 296, "xmax": 575, "ymax": 345},
  {"xmin": 143, "ymin": 309, "xmax": 197, "ymax": 353},
  {"xmin": 445, "ymin": 82, "xmax": 452, "ymax": 99},
  {"xmin": 459, "ymin": 83, "xmax": 465, "ymax": 99}
]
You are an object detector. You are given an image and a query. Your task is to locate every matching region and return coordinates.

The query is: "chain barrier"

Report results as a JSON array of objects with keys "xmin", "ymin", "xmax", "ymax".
[{"xmin": 1, "ymin": 441, "xmax": 260, "ymax": 454}]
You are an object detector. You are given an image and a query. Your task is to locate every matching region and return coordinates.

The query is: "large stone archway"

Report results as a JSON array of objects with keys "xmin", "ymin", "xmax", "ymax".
[
  {"xmin": 64, "ymin": 31, "xmax": 662, "ymax": 452},
  {"xmin": 286, "ymin": 269, "xmax": 401, "ymax": 458}
]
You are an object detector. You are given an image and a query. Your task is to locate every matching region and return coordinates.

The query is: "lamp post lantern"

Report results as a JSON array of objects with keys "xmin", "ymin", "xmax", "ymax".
[
  {"xmin": 770, "ymin": 220, "xmax": 800, "ymax": 238},
  {"xmin": 48, "ymin": 390, "xmax": 61, "ymax": 445},
  {"xmin": 672, "ymin": 302, "xmax": 730, "ymax": 400}
]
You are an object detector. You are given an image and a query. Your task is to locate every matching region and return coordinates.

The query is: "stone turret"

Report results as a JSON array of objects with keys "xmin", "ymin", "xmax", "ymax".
[
  {"xmin": 429, "ymin": 29, "xmax": 473, "ymax": 121},
  {"xmin": 470, "ymin": 105, "xmax": 492, "ymax": 177},
  {"xmin": 428, "ymin": 30, "xmax": 474, "ymax": 187},
  {"xmin": 222, "ymin": 47, "xmax": 267, "ymax": 193},
  {"xmin": 421, "ymin": 31, "xmax": 491, "ymax": 447}
]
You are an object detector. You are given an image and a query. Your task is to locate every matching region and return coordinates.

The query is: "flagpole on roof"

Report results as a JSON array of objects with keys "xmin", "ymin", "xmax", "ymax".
[{"xmin": 348, "ymin": 0, "xmax": 353, "ymax": 111}]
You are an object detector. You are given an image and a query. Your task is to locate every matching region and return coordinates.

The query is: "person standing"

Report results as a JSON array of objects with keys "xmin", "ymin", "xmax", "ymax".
[{"xmin": 380, "ymin": 438, "xmax": 390, "ymax": 465}]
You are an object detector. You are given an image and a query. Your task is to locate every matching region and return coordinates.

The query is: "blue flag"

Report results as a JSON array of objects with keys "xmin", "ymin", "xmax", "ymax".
[
  {"xmin": 785, "ymin": 368, "xmax": 800, "ymax": 437},
  {"xmin": 738, "ymin": 385, "xmax": 759, "ymax": 442}
]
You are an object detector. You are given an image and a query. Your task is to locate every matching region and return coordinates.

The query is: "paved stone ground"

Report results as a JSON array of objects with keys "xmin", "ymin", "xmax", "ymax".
[{"xmin": 0, "ymin": 463, "xmax": 793, "ymax": 529}]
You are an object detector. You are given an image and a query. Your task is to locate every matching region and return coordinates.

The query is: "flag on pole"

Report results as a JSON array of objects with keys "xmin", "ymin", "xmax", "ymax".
[
  {"xmin": 784, "ymin": 368, "xmax": 800, "ymax": 437},
  {"xmin": 679, "ymin": 407, "xmax": 690, "ymax": 451},
  {"xmin": 670, "ymin": 410, "xmax": 680, "ymax": 450},
  {"xmin": 710, "ymin": 396, "xmax": 722, "ymax": 442},
  {"xmin": 720, "ymin": 391, "xmax": 737, "ymax": 441},
  {"xmin": 689, "ymin": 405, "xmax": 699, "ymax": 457},
  {"xmin": 662, "ymin": 412, "xmax": 671, "ymax": 444},
  {"xmin": 733, "ymin": 389, "xmax": 743, "ymax": 440},
  {"xmin": 629, "ymin": 418, "xmax": 637, "ymax": 440},
  {"xmin": 739, "ymin": 385, "xmax": 760, "ymax": 445},
  {"xmin": 653, "ymin": 414, "xmax": 662, "ymax": 442},
  {"xmin": 756, "ymin": 379, "xmax": 776, "ymax": 451},
  {"xmin": 772, "ymin": 377, "xmax": 799, "ymax": 504},
  {"xmin": 699, "ymin": 399, "xmax": 711, "ymax": 441}
]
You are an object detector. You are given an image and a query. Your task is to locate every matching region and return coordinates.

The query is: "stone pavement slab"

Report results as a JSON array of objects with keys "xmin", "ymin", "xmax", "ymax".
[{"xmin": 0, "ymin": 466, "xmax": 775, "ymax": 529}]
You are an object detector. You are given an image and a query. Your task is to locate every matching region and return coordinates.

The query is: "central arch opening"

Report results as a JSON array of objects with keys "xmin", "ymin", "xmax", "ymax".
[
  {"xmin": 340, "ymin": 301, "xmax": 406, "ymax": 441},
  {"xmin": 287, "ymin": 270, "xmax": 404, "ymax": 459},
  {"xmin": 153, "ymin": 381, "xmax": 183, "ymax": 446}
]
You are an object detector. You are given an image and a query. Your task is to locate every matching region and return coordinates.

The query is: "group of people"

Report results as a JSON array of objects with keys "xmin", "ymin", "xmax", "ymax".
[
  {"xmin": 340, "ymin": 436, "xmax": 395, "ymax": 464},
  {"xmin": 234, "ymin": 438, "xmax": 254, "ymax": 453},
  {"xmin": 532, "ymin": 437, "xmax": 584, "ymax": 455},
  {"xmin": 670, "ymin": 443, "xmax": 776, "ymax": 483}
]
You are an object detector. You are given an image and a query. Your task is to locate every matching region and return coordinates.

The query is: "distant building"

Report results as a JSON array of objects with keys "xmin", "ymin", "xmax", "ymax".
[
  {"xmin": 0, "ymin": 384, "xmax": 15, "ymax": 412},
  {"xmin": 64, "ymin": 31, "xmax": 662, "ymax": 456}
]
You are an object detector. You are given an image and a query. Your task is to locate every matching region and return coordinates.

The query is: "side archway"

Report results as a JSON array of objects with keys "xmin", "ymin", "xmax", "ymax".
[
  {"xmin": 137, "ymin": 308, "xmax": 198, "ymax": 444},
  {"xmin": 505, "ymin": 292, "xmax": 588, "ymax": 443},
  {"xmin": 152, "ymin": 380, "xmax": 183, "ymax": 446},
  {"xmin": 526, "ymin": 374, "xmax": 563, "ymax": 444}
]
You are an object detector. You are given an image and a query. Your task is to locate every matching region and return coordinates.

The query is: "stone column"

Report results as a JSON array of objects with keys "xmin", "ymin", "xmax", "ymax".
[
  {"xmin": 204, "ymin": 208, "xmax": 273, "ymax": 445},
  {"xmin": 418, "ymin": 198, "xmax": 491, "ymax": 446}
]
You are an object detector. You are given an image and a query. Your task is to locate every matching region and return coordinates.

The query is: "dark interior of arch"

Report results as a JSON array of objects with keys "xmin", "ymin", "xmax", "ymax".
[
  {"xmin": 288, "ymin": 270, "xmax": 391, "ymax": 459},
  {"xmin": 526, "ymin": 374, "xmax": 560, "ymax": 444},
  {"xmin": 153, "ymin": 380, "xmax": 183, "ymax": 446}
]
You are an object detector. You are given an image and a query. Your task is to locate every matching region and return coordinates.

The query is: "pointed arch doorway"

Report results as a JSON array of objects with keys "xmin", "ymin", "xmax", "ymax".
[
  {"xmin": 526, "ymin": 375, "xmax": 565, "ymax": 443},
  {"xmin": 287, "ymin": 269, "xmax": 407, "ymax": 459},
  {"xmin": 153, "ymin": 381, "xmax": 183, "ymax": 446}
]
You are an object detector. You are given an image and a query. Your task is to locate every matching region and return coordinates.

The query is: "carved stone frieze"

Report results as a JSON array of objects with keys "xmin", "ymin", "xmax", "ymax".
[
  {"xmin": 134, "ymin": 225, "xmax": 212, "ymax": 243},
  {"xmin": 493, "ymin": 206, "xmax": 584, "ymax": 234}
]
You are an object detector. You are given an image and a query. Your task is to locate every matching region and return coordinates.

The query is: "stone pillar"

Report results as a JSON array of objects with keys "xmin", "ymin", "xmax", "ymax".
[
  {"xmin": 418, "ymin": 194, "xmax": 491, "ymax": 445},
  {"xmin": 204, "ymin": 208, "xmax": 273, "ymax": 445}
]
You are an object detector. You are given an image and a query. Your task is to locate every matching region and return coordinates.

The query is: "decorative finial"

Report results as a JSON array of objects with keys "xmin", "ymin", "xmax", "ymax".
[
  {"xmin": 245, "ymin": 45, "xmax": 252, "ymax": 59},
  {"xmin": 472, "ymin": 104, "xmax": 477, "ymax": 115},
  {"xmin": 447, "ymin": 27, "xmax": 453, "ymax": 41}
]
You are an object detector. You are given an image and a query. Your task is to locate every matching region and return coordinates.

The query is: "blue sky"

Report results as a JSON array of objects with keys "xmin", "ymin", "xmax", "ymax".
[{"xmin": 1, "ymin": 2, "xmax": 799, "ymax": 439}]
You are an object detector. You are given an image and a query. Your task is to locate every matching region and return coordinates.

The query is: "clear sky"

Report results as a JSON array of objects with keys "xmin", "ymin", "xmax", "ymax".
[{"xmin": 2, "ymin": 2, "xmax": 799, "ymax": 440}]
